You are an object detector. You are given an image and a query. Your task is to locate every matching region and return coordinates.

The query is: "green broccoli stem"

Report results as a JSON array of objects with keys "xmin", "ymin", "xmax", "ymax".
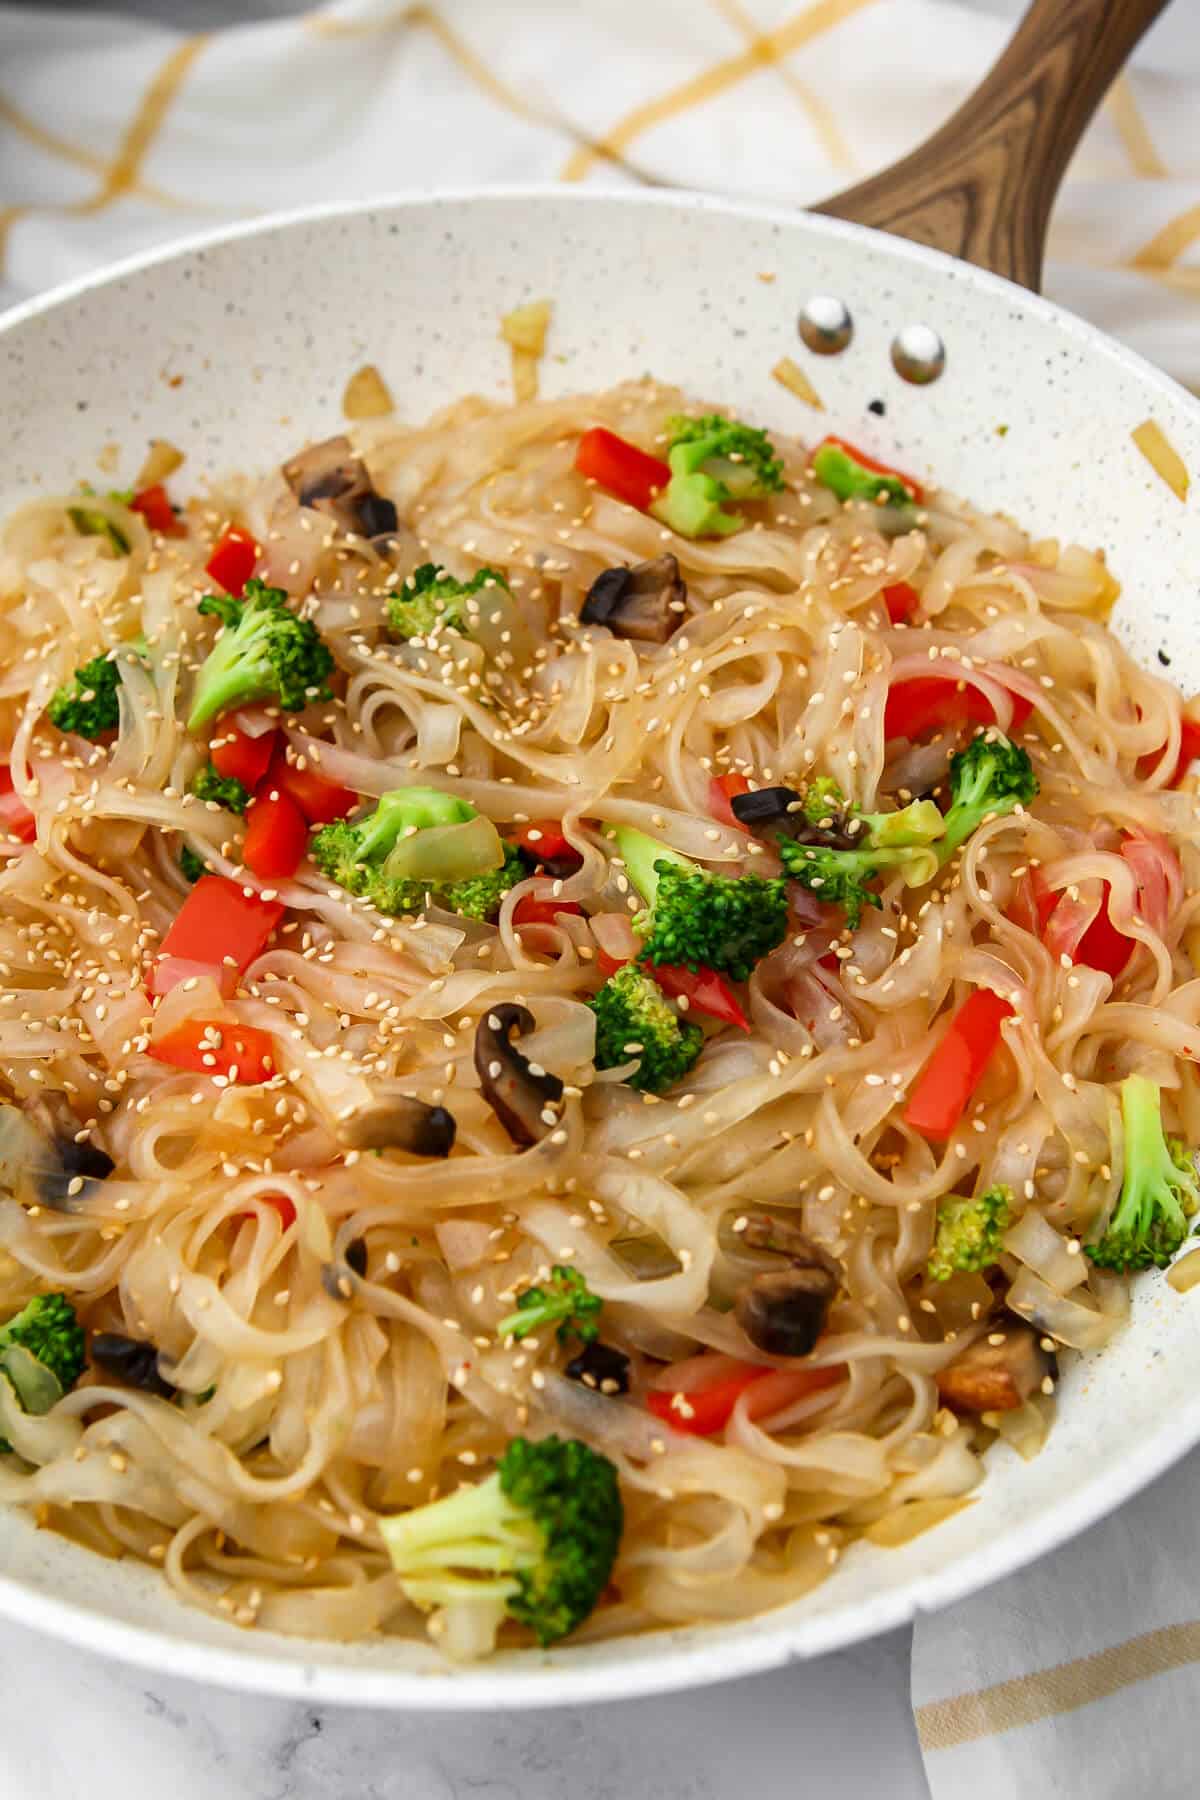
[
  {"xmin": 1117, "ymin": 1074, "xmax": 1191, "ymax": 1242},
  {"xmin": 186, "ymin": 624, "xmax": 272, "ymax": 731},
  {"xmin": 358, "ymin": 787, "xmax": 478, "ymax": 861},
  {"xmin": 607, "ymin": 824, "xmax": 694, "ymax": 906},
  {"xmin": 380, "ymin": 1470, "xmax": 538, "ymax": 1567}
]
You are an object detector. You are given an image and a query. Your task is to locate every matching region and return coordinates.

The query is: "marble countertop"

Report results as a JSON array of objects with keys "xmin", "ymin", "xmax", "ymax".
[{"xmin": 0, "ymin": 1610, "xmax": 929, "ymax": 1799}]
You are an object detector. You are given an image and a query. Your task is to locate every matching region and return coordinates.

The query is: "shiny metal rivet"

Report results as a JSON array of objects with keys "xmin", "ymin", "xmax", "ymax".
[
  {"xmin": 798, "ymin": 295, "xmax": 854, "ymax": 355},
  {"xmin": 891, "ymin": 324, "xmax": 946, "ymax": 384}
]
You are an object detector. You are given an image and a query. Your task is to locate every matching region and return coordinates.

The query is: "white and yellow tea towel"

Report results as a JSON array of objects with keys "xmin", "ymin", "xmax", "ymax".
[{"xmin": 5, "ymin": 4, "xmax": 1200, "ymax": 1794}]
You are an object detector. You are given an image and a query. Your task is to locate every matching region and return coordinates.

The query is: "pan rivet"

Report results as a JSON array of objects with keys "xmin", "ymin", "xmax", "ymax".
[
  {"xmin": 798, "ymin": 296, "xmax": 853, "ymax": 355},
  {"xmin": 891, "ymin": 325, "xmax": 946, "ymax": 384}
]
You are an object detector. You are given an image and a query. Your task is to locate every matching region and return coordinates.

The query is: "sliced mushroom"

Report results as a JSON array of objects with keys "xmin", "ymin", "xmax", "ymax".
[
  {"xmin": 609, "ymin": 1232, "xmax": 683, "ymax": 1282},
  {"xmin": 322, "ymin": 1236, "xmax": 368, "ymax": 1302},
  {"xmin": 90, "ymin": 1332, "xmax": 176, "ymax": 1400},
  {"xmin": 565, "ymin": 1340, "xmax": 631, "ymax": 1395},
  {"xmin": 729, "ymin": 1218, "xmax": 841, "ymax": 1357},
  {"xmin": 936, "ymin": 1325, "xmax": 1053, "ymax": 1414},
  {"xmin": 282, "ymin": 435, "xmax": 398, "ymax": 540},
  {"xmin": 35, "ymin": 1130, "xmax": 115, "ymax": 1212},
  {"xmin": 337, "ymin": 1095, "xmax": 456, "ymax": 1157},
  {"xmin": 580, "ymin": 554, "xmax": 687, "ymax": 644},
  {"xmin": 473, "ymin": 1003, "xmax": 564, "ymax": 1146},
  {"xmin": 730, "ymin": 785, "xmax": 856, "ymax": 850}
]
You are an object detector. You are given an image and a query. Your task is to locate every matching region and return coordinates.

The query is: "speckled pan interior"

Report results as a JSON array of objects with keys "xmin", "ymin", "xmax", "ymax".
[{"xmin": 2, "ymin": 189, "xmax": 1200, "ymax": 1709}]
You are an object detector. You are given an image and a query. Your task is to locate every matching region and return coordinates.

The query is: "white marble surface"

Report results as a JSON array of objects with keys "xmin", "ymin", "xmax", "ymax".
[{"xmin": 0, "ymin": 1612, "xmax": 928, "ymax": 1800}]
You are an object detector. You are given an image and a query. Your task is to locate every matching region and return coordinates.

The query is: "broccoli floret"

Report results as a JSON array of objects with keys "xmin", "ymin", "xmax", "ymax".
[
  {"xmin": 1087, "ymin": 1075, "xmax": 1200, "ymax": 1272},
  {"xmin": 387, "ymin": 563, "xmax": 509, "ymax": 641},
  {"xmin": 47, "ymin": 654, "xmax": 123, "ymax": 739},
  {"xmin": 187, "ymin": 578, "xmax": 334, "ymax": 731},
  {"xmin": 589, "ymin": 962, "xmax": 703, "ymax": 1093},
  {"xmin": 189, "ymin": 762, "xmax": 250, "ymax": 814},
  {"xmin": 498, "ymin": 1265, "xmax": 602, "ymax": 1346},
  {"xmin": 811, "ymin": 443, "xmax": 914, "ymax": 509},
  {"xmin": 441, "ymin": 844, "xmax": 524, "ymax": 921},
  {"xmin": 47, "ymin": 639, "xmax": 147, "ymax": 742},
  {"xmin": 381, "ymin": 1435, "xmax": 622, "ymax": 1652},
  {"xmin": 608, "ymin": 824, "xmax": 787, "ymax": 980},
  {"xmin": 650, "ymin": 413, "xmax": 784, "ymax": 539},
  {"xmin": 777, "ymin": 796, "xmax": 944, "ymax": 929},
  {"xmin": 179, "ymin": 845, "xmax": 207, "ymax": 883},
  {"xmin": 311, "ymin": 787, "xmax": 518, "ymax": 920},
  {"xmin": 927, "ymin": 1185, "xmax": 1012, "ymax": 1282},
  {"xmin": 68, "ymin": 503, "xmax": 130, "ymax": 556},
  {"xmin": 801, "ymin": 776, "xmax": 847, "ymax": 825},
  {"xmin": 0, "ymin": 1293, "xmax": 86, "ymax": 1450},
  {"xmin": 940, "ymin": 734, "xmax": 1038, "ymax": 861}
]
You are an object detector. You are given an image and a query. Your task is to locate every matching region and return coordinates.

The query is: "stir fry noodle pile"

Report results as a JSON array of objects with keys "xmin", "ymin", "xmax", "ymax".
[{"xmin": 1, "ymin": 372, "xmax": 1198, "ymax": 1660}]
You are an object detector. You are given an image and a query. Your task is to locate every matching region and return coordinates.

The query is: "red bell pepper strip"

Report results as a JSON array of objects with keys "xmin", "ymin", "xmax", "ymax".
[
  {"xmin": 0, "ymin": 768, "xmax": 36, "ymax": 844},
  {"xmin": 649, "ymin": 963, "xmax": 751, "ymax": 1032},
  {"xmin": 882, "ymin": 580, "xmax": 920, "ymax": 624},
  {"xmin": 150, "ymin": 1017, "xmax": 277, "ymax": 1084},
  {"xmin": 1011, "ymin": 866, "xmax": 1134, "ymax": 982},
  {"xmin": 884, "ymin": 676, "xmax": 1033, "ymax": 741},
  {"xmin": 261, "ymin": 1192, "xmax": 297, "ymax": 1228},
  {"xmin": 151, "ymin": 875, "xmax": 284, "ymax": 999},
  {"xmin": 513, "ymin": 895, "xmax": 584, "ymax": 928},
  {"xmin": 575, "ymin": 427, "xmax": 671, "ymax": 512},
  {"xmin": 210, "ymin": 718, "xmax": 279, "ymax": 790},
  {"xmin": 815, "ymin": 436, "xmax": 924, "ymax": 504},
  {"xmin": 205, "ymin": 527, "xmax": 259, "ymax": 597},
  {"xmin": 243, "ymin": 785, "xmax": 309, "ymax": 881},
  {"xmin": 130, "ymin": 484, "xmax": 186, "ymax": 538},
  {"xmin": 511, "ymin": 820, "xmax": 580, "ymax": 866},
  {"xmin": 267, "ymin": 750, "xmax": 358, "ymax": 826},
  {"xmin": 646, "ymin": 1357, "xmax": 843, "ymax": 1437},
  {"xmin": 708, "ymin": 772, "xmax": 752, "ymax": 829},
  {"xmin": 1137, "ymin": 716, "xmax": 1200, "ymax": 788},
  {"xmin": 904, "ymin": 988, "xmax": 1013, "ymax": 1140}
]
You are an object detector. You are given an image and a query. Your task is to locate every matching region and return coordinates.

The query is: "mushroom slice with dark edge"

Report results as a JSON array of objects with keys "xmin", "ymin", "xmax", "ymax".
[
  {"xmin": 565, "ymin": 1340, "xmax": 631, "ymax": 1395},
  {"xmin": 729, "ymin": 1216, "xmax": 841, "ymax": 1357},
  {"xmin": 322, "ymin": 1236, "xmax": 368, "ymax": 1302},
  {"xmin": 730, "ymin": 785, "xmax": 858, "ymax": 851},
  {"xmin": 336, "ymin": 1094, "xmax": 457, "ymax": 1157},
  {"xmin": 282, "ymin": 434, "xmax": 398, "ymax": 540},
  {"xmin": 936, "ymin": 1324, "xmax": 1054, "ymax": 1414},
  {"xmin": 473, "ymin": 1003, "xmax": 564, "ymax": 1146},
  {"xmin": 580, "ymin": 554, "xmax": 687, "ymax": 645},
  {"xmin": 90, "ymin": 1332, "xmax": 177, "ymax": 1400}
]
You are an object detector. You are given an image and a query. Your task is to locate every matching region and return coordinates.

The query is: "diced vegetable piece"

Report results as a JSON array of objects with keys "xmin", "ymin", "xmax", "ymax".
[
  {"xmin": 575, "ymin": 428, "xmax": 671, "ymax": 512},
  {"xmin": 150, "ymin": 1018, "xmax": 277, "ymax": 1084},
  {"xmin": 883, "ymin": 676, "xmax": 1033, "ymax": 742},
  {"xmin": 243, "ymin": 785, "xmax": 309, "ymax": 880},
  {"xmin": 513, "ymin": 895, "xmax": 584, "ymax": 928},
  {"xmin": 512, "ymin": 820, "xmax": 579, "ymax": 865},
  {"xmin": 904, "ymin": 988, "xmax": 1013, "ymax": 1140},
  {"xmin": 882, "ymin": 580, "xmax": 920, "ymax": 623},
  {"xmin": 708, "ymin": 772, "xmax": 751, "ymax": 829},
  {"xmin": 936, "ymin": 1325, "xmax": 1050, "ymax": 1414},
  {"xmin": 210, "ymin": 718, "xmax": 279, "ymax": 789},
  {"xmin": 130, "ymin": 484, "xmax": 185, "ymax": 537},
  {"xmin": 205, "ymin": 527, "xmax": 259, "ymax": 597},
  {"xmin": 267, "ymin": 750, "xmax": 357, "ymax": 825},
  {"xmin": 151, "ymin": 876, "xmax": 283, "ymax": 998},
  {"xmin": 649, "ymin": 963, "xmax": 750, "ymax": 1031},
  {"xmin": 646, "ymin": 1356, "xmax": 842, "ymax": 1436},
  {"xmin": 0, "ymin": 768, "xmax": 36, "ymax": 844}
]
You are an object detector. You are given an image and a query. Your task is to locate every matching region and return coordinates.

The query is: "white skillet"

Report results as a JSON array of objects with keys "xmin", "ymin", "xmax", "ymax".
[{"xmin": 0, "ymin": 0, "xmax": 1195, "ymax": 1709}]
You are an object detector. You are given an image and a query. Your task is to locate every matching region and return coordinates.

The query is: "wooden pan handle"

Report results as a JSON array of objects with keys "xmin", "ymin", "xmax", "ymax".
[{"xmin": 815, "ymin": 0, "xmax": 1170, "ymax": 291}]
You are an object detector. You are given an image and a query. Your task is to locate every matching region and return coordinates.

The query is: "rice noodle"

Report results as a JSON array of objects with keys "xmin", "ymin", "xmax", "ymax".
[{"xmin": 0, "ymin": 374, "xmax": 1196, "ymax": 1660}]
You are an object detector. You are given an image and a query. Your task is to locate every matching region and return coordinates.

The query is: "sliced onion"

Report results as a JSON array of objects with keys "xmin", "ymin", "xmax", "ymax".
[
  {"xmin": 1002, "ymin": 1210, "xmax": 1088, "ymax": 1294},
  {"xmin": 862, "ymin": 1495, "xmax": 975, "ymax": 1547},
  {"xmin": 232, "ymin": 707, "xmax": 278, "ymax": 740},
  {"xmin": 1006, "ymin": 1269, "xmax": 1116, "ymax": 1350},
  {"xmin": 435, "ymin": 1220, "xmax": 494, "ymax": 1272},
  {"xmin": 589, "ymin": 911, "xmax": 640, "ymax": 965},
  {"xmin": 382, "ymin": 813, "xmax": 503, "ymax": 883},
  {"xmin": 1168, "ymin": 1247, "xmax": 1200, "ymax": 1293}
]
